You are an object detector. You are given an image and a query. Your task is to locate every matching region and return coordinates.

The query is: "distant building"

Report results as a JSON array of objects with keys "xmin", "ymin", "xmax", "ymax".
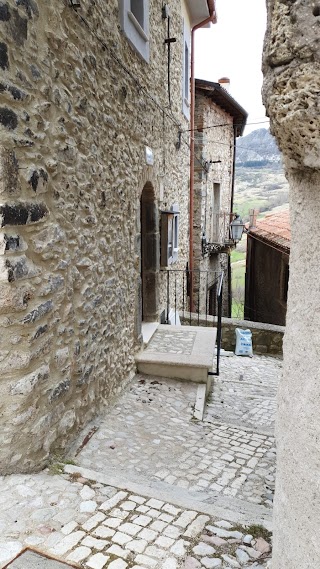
[
  {"xmin": 245, "ymin": 210, "xmax": 290, "ymax": 326},
  {"xmin": 193, "ymin": 79, "xmax": 247, "ymax": 316}
]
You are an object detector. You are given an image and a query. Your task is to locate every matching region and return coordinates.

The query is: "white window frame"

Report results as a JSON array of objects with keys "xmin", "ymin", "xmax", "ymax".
[
  {"xmin": 182, "ymin": 20, "xmax": 191, "ymax": 119},
  {"xmin": 118, "ymin": 0, "xmax": 150, "ymax": 63},
  {"xmin": 160, "ymin": 204, "xmax": 180, "ymax": 267}
]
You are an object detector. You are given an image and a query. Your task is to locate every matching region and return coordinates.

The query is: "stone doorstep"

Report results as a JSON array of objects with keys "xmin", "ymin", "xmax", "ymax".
[
  {"xmin": 135, "ymin": 325, "xmax": 217, "ymax": 384},
  {"xmin": 4, "ymin": 549, "xmax": 78, "ymax": 569}
]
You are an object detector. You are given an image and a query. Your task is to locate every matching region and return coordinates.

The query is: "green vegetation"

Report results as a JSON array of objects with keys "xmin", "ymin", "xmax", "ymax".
[{"xmin": 230, "ymin": 249, "xmax": 246, "ymax": 263}]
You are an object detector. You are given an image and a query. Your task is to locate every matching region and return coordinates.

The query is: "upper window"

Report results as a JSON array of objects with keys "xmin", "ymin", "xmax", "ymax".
[
  {"xmin": 119, "ymin": 0, "xmax": 149, "ymax": 63},
  {"xmin": 130, "ymin": 0, "xmax": 144, "ymax": 28}
]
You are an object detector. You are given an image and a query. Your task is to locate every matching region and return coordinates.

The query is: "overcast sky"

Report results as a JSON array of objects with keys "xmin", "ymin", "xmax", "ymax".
[{"xmin": 195, "ymin": 0, "xmax": 269, "ymax": 135}]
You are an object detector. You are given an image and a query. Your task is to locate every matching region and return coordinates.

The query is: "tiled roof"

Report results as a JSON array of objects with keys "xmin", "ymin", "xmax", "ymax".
[{"xmin": 248, "ymin": 209, "xmax": 291, "ymax": 253}]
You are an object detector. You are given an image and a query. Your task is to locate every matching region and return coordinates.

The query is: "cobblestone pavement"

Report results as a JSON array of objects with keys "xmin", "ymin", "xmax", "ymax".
[
  {"xmin": 205, "ymin": 356, "xmax": 280, "ymax": 435},
  {"xmin": 145, "ymin": 330, "xmax": 197, "ymax": 355},
  {"xmin": 74, "ymin": 355, "xmax": 280, "ymax": 512},
  {"xmin": 0, "ymin": 472, "xmax": 271, "ymax": 569},
  {"xmin": 0, "ymin": 353, "xmax": 280, "ymax": 568}
]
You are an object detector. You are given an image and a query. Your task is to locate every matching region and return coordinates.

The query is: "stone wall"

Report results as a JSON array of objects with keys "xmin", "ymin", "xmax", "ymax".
[
  {"xmin": 181, "ymin": 314, "xmax": 284, "ymax": 355},
  {"xmin": 0, "ymin": 0, "xmax": 191, "ymax": 473}
]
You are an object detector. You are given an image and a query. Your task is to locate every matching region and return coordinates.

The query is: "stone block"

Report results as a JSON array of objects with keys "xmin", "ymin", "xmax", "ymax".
[
  {"xmin": 0, "ymin": 202, "xmax": 48, "ymax": 227},
  {"xmin": 3, "ymin": 255, "xmax": 41, "ymax": 282},
  {"xmin": 0, "ymin": 147, "xmax": 19, "ymax": 195},
  {"xmin": 10, "ymin": 364, "xmax": 49, "ymax": 395}
]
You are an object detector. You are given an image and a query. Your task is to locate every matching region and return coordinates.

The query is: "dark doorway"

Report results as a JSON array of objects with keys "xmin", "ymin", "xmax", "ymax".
[{"xmin": 140, "ymin": 183, "xmax": 159, "ymax": 322}]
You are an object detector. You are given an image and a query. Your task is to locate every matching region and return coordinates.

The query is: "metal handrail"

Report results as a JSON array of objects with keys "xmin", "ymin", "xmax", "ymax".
[{"xmin": 161, "ymin": 267, "xmax": 224, "ymax": 375}]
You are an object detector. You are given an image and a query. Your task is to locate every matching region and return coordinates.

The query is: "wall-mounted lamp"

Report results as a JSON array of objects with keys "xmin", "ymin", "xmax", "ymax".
[{"xmin": 230, "ymin": 213, "xmax": 245, "ymax": 243}]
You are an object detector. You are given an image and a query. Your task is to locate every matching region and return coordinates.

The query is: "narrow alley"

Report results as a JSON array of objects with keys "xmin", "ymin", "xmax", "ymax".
[{"xmin": 0, "ymin": 354, "xmax": 281, "ymax": 569}]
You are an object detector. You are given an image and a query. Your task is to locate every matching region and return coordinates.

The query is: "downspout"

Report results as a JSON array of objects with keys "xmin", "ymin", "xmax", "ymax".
[
  {"xmin": 230, "ymin": 126, "xmax": 237, "ymax": 215},
  {"xmin": 189, "ymin": 7, "xmax": 216, "ymax": 313}
]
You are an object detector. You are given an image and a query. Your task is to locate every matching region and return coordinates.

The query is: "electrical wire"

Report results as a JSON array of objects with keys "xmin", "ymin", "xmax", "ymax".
[{"xmin": 181, "ymin": 119, "xmax": 270, "ymax": 134}]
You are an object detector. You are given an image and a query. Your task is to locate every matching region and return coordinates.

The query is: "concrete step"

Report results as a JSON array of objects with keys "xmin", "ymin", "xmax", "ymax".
[
  {"xmin": 136, "ymin": 325, "xmax": 217, "ymax": 420},
  {"xmin": 135, "ymin": 324, "xmax": 217, "ymax": 384}
]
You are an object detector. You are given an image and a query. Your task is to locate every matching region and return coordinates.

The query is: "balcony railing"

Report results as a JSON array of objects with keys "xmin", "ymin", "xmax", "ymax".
[{"xmin": 203, "ymin": 212, "xmax": 236, "ymax": 254}]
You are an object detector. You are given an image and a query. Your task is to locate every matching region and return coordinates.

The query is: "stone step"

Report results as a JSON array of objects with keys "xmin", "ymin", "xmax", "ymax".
[{"xmin": 135, "ymin": 324, "xmax": 217, "ymax": 384}]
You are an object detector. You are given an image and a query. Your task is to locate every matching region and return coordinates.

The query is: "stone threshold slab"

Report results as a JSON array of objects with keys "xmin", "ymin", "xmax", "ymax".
[
  {"xmin": 4, "ymin": 550, "xmax": 77, "ymax": 569},
  {"xmin": 64, "ymin": 464, "xmax": 272, "ymax": 531},
  {"xmin": 136, "ymin": 325, "xmax": 217, "ymax": 383}
]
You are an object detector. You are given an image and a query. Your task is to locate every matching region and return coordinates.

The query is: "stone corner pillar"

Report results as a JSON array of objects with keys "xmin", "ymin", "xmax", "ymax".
[{"xmin": 263, "ymin": 2, "xmax": 320, "ymax": 568}]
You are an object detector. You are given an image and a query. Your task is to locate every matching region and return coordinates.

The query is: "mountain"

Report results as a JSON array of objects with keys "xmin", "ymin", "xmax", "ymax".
[
  {"xmin": 234, "ymin": 128, "xmax": 289, "ymax": 221},
  {"xmin": 236, "ymin": 128, "xmax": 281, "ymax": 167}
]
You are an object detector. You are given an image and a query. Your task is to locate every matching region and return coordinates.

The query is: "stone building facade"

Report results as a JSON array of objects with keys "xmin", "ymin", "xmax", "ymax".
[
  {"xmin": 192, "ymin": 79, "xmax": 247, "ymax": 316},
  {"xmin": 0, "ymin": 0, "xmax": 215, "ymax": 473}
]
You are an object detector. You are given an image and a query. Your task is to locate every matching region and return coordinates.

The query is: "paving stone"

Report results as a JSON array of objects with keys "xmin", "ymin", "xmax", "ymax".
[
  {"xmin": 107, "ymin": 544, "xmax": 130, "ymax": 559},
  {"xmin": 144, "ymin": 545, "xmax": 166, "ymax": 559},
  {"xmin": 161, "ymin": 558, "xmax": 178, "ymax": 569},
  {"xmin": 50, "ymin": 531, "xmax": 85, "ymax": 555},
  {"xmin": 86, "ymin": 552, "xmax": 110, "ymax": 569},
  {"xmin": 173, "ymin": 511, "xmax": 198, "ymax": 528},
  {"xmin": 155, "ymin": 535, "xmax": 175, "ymax": 549},
  {"xmin": 93, "ymin": 525, "xmax": 115, "ymax": 539},
  {"xmin": 99, "ymin": 491, "xmax": 128, "ymax": 511},
  {"xmin": 80, "ymin": 500, "xmax": 97, "ymax": 513},
  {"xmin": 254, "ymin": 538, "xmax": 271, "ymax": 554},
  {"xmin": 182, "ymin": 557, "xmax": 201, "ymax": 569},
  {"xmin": 118, "ymin": 522, "xmax": 141, "ymax": 536},
  {"xmin": 221, "ymin": 555, "xmax": 241, "ymax": 568},
  {"xmin": 138, "ymin": 528, "xmax": 158, "ymax": 541},
  {"xmin": 163, "ymin": 525, "xmax": 182, "ymax": 539},
  {"xmin": 192, "ymin": 542, "xmax": 216, "ymax": 556},
  {"xmin": 107, "ymin": 561, "xmax": 128, "ymax": 569},
  {"xmin": 135, "ymin": 554, "xmax": 158, "ymax": 568},
  {"xmin": 80, "ymin": 486, "xmax": 96, "ymax": 500},
  {"xmin": 171, "ymin": 539, "xmax": 190, "ymax": 557},
  {"xmin": 184, "ymin": 515, "xmax": 210, "ymax": 538},
  {"xmin": 103, "ymin": 517, "xmax": 122, "ymax": 528},
  {"xmin": 206, "ymin": 526, "xmax": 243, "ymax": 540},
  {"xmin": 236, "ymin": 548, "xmax": 250, "ymax": 564},
  {"xmin": 82, "ymin": 535, "xmax": 108, "ymax": 550},
  {"xmin": 135, "ymin": 515, "xmax": 153, "ymax": 527},
  {"xmin": 67, "ymin": 546, "xmax": 91, "ymax": 562},
  {"xmin": 61, "ymin": 521, "xmax": 78, "ymax": 535},
  {"xmin": 146, "ymin": 499, "xmax": 164, "ymax": 509},
  {"xmin": 82, "ymin": 512, "xmax": 106, "ymax": 531},
  {"xmin": 112, "ymin": 531, "xmax": 132, "ymax": 545},
  {"xmin": 121, "ymin": 501, "xmax": 137, "ymax": 511},
  {"xmin": 201, "ymin": 558, "xmax": 222, "ymax": 568},
  {"xmin": 125, "ymin": 539, "xmax": 148, "ymax": 553}
]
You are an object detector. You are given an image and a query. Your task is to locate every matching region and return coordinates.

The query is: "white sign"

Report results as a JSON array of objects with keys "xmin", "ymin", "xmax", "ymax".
[{"xmin": 145, "ymin": 146, "xmax": 154, "ymax": 166}]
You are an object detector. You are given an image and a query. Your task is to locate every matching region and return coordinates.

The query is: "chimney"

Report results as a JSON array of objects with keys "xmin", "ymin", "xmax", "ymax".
[
  {"xmin": 249, "ymin": 209, "xmax": 259, "ymax": 228},
  {"xmin": 218, "ymin": 77, "xmax": 230, "ymax": 92}
]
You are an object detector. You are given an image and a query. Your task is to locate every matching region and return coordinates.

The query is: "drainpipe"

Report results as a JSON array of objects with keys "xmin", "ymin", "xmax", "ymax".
[{"xmin": 189, "ymin": 6, "xmax": 217, "ymax": 313}]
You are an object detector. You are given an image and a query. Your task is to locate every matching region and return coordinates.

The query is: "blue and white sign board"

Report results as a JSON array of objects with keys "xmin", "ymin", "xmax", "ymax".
[{"xmin": 235, "ymin": 328, "xmax": 253, "ymax": 357}]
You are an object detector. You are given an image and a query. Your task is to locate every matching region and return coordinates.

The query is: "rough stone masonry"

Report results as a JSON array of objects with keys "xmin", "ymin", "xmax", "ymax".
[
  {"xmin": 263, "ymin": 1, "xmax": 320, "ymax": 568},
  {"xmin": 0, "ymin": 0, "xmax": 192, "ymax": 473}
]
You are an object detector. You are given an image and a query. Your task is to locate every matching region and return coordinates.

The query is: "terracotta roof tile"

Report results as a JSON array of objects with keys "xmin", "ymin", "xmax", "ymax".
[{"xmin": 248, "ymin": 209, "xmax": 291, "ymax": 252}]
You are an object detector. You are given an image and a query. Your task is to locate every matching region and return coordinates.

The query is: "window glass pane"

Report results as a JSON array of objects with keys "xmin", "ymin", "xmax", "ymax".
[
  {"xmin": 130, "ymin": 0, "xmax": 144, "ymax": 28},
  {"xmin": 168, "ymin": 218, "xmax": 173, "ymax": 258},
  {"xmin": 184, "ymin": 42, "xmax": 189, "ymax": 99}
]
